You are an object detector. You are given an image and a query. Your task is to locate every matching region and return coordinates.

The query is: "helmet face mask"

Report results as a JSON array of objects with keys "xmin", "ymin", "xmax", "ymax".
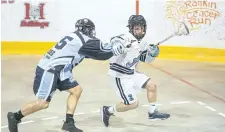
[
  {"xmin": 75, "ymin": 18, "xmax": 96, "ymax": 38},
  {"xmin": 127, "ymin": 15, "xmax": 147, "ymax": 40},
  {"xmin": 132, "ymin": 25, "xmax": 145, "ymax": 40}
]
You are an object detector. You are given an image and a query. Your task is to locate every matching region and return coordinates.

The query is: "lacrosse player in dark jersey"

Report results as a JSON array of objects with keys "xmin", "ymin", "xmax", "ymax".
[{"xmin": 7, "ymin": 18, "xmax": 125, "ymax": 132}]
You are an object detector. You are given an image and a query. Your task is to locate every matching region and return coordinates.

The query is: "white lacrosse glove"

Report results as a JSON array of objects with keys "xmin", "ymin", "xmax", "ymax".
[
  {"xmin": 111, "ymin": 42, "xmax": 126, "ymax": 56},
  {"xmin": 147, "ymin": 44, "xmax": 160, "ymax": 57}
]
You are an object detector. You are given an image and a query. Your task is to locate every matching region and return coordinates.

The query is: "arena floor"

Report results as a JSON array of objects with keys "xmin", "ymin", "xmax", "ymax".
[{"xmin": 1, "ymin": 55, "xmax": 225, "ymax": 132}]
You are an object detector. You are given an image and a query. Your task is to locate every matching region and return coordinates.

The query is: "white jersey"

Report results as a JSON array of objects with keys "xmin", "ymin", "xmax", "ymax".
[
  {"xmin": 108, "ymin": 33, "xmax": 155, "ymax": 78},
  {"xmin": 38, "ymin": 31, "xmax": 92, "ymax": 71}
]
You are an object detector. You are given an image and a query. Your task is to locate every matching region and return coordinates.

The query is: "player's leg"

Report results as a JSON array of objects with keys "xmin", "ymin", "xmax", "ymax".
[
  {"xmin": 134, "ymin": 72, "xmax": 170, "ymax": 120},
  {"xmin": 58, "ymin": 77, "xmax": 83, "ymax": 132},
  {"xmin": 7, "ymin": 66, "xmax": 57, "ymax": 132},
  {"xmin": 145, "ymin": 80, "xmax": 170, "ymax": 120},
  {"xmin": 66, "ymin": 85, "xmax": 82, "ymax": 117},
  {"xmin": 101, "ymin": 77, "xmax": 138, "ymax": 127}
]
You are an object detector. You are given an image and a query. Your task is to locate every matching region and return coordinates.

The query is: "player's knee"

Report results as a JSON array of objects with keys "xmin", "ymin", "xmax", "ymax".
[
  {"xmin": 69, "ymin": 85, "xmax": 83, "ymax": 97},
  {"xmin": 36, "ymin": 99, "xmax": 49, "ymax": 109},
  {"xmin": 146, "ymin": 81, "xmax": 157, "ymax": 92}
]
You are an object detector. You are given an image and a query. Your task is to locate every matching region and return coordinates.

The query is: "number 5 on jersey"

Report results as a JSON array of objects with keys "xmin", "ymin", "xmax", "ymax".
[
  {"xmin": 46, "ymin": 36, "xmax": 74, "ymax": 58},
  {"xmin": 55, "ymin": 36, "xmax": 74, "ymax": 50}
]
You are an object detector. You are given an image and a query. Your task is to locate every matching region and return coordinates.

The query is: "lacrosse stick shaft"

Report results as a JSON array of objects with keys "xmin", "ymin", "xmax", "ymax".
[
  {"xmin": 156, "ymin": 34, "xmax": 175, "ymax": 46},
  {"xmin": 155, "ymin": 22, "xmax": 189, "ymax": 46}
]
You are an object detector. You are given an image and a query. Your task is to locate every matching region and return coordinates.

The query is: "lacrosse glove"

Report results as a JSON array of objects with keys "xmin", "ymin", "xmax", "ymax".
[{"xmin": 147, "ymin": 44, "xmax": 160, "ymax": 57}]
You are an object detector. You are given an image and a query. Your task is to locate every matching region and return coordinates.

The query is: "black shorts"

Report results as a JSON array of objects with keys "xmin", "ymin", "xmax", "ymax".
[{"xmin": 33, "ymin": 66, "xmax": 79, "ymax": 102}]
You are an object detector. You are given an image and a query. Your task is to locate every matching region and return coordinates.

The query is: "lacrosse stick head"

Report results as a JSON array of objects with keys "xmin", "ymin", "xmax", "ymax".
[{"xmin": 174, "ymin": 21, "xmax": 190, "ymax": 36}]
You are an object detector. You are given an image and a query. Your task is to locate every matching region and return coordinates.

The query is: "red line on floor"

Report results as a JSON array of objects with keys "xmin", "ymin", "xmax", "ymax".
[{"xmin": 150, "ymin": 64, "xmax": 225, "ymax": 103}]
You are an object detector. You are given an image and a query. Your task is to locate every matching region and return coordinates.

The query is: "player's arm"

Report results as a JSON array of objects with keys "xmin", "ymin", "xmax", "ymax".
[
  {"xmin": 140, "ymin": 44, "xmax": 160, "ymax": 63},
  {"xmin": 110, "ymin": 35, "xmax": 128, "ymax": 55},
  {"xmin": 78, "ymin": 38, "xmax": 125, "ymax": 60},
  {"xmin": 78, "ymin": 38, "xmax": 112, "ymax": 60}
]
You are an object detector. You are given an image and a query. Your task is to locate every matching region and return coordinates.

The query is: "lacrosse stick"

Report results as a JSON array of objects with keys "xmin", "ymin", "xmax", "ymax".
[{"xmin": 155, "ymin": 21, "xmax": 190, "ymax": 46}]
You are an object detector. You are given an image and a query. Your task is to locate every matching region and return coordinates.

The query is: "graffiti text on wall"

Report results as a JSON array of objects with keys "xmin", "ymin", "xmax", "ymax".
[{"xmin": 166, "ymin": 0, "xmax": 221, "ymax": 30}]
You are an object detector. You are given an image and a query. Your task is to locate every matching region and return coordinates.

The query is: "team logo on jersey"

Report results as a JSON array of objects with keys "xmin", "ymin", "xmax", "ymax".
[
  {"xmin": 20, "ymin": 2, "xmax": 49, "ymax": 29},
  {"xmin": 126, "ymin": 55, "xmax": 141, "ymax": 68}
]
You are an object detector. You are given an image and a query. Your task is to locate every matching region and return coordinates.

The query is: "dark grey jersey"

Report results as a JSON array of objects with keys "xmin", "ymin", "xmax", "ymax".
[
  {"xmin": 38, "ymin": 31, "xmax": 92, "ymax": 71},
  {"xmin": 38, "ymin": 30, "xmax": 115, "ymax": 75}
]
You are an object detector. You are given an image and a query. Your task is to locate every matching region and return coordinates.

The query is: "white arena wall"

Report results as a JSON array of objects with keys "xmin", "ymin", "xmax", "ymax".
[{"xmin": 1, "ymin": 0, "xmax": 225, "ymax": 62}]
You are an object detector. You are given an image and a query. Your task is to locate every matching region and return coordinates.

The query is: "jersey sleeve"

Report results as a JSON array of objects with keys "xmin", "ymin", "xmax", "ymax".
[
  {"xmin": 110, "ymin": 34, "xmax": 130, "ymax": 48},
  {"xmin": 78, "ymin": 38, "xmax": 113, "ymax": 60}
]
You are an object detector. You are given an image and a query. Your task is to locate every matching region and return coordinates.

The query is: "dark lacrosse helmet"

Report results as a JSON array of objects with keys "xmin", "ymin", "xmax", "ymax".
[
  {"xmin": 127, "ymin": 15, "xmax": 147, "ymax": 40},
  {"xmin": 75, "ymin": 18, "xmax": 96, "ymax": 38}
]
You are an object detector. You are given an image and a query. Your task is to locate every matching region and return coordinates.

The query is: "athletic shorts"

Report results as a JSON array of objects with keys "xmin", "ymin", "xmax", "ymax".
[
  {"xmin": 111, "ymin": 72, "xmax": 150, "ymax": 105},
  {"xmin": 33, "ymin": 66, "xmax": 79, "ymax": 102}
]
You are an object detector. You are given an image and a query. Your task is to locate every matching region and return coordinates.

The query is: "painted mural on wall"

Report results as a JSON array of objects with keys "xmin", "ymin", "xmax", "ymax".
[
  {"xmin": 166, "ymin": 0, "xmax": 225, "ymax": 40},
  {"xmin": 166, "ymin": 0, "xmax": 221, "ymax": 30}
]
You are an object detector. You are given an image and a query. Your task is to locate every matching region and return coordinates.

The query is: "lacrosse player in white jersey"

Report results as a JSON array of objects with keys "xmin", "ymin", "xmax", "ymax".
[
  {"xmin": 101, "ymin": 15, "xmax": 170, "ymax": 127},
  {"xmin": 7, "ymin": 18, "xmax": 124, "ymax": 132}
]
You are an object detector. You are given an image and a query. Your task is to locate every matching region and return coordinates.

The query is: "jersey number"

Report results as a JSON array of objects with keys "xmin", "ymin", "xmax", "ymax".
[
  {"xmin": 46, "ymin": 36, "xmax": 74, "ymax": 58},
  {"xmin": 55, "ymin": 36, "xmax": 74, "ymax": 50}
]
